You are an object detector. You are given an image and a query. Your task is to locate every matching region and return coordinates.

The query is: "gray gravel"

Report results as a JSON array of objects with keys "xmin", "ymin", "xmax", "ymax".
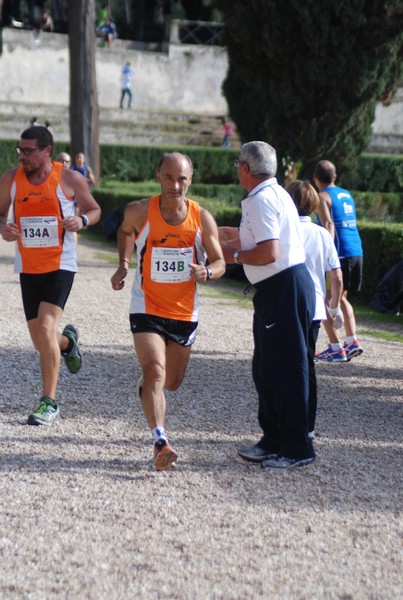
[{"xmin": 0, "ymin": 236, "xmax": 402, "ymax": 600}]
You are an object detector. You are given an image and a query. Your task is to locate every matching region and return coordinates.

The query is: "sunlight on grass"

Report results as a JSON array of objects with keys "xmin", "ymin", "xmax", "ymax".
[{"xmin": 84, "ymin": 232, "xmax": 401, "ymax": 344}]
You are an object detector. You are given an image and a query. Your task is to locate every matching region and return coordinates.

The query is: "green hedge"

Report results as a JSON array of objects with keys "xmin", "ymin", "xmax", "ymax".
[
  {"xmin": 100, "ymin": 143, "xmax": 239, "ymax": 184},
  {"xmin": 1, "ymin": 139, "xmax": 402, "ymax": 193},
  {"xmin": 343, "ymin": 153, "xmax": 403, "ymax": 193},
  {"xmin": 357, "ymin": 222, "xmax": 403, "ymax": 301},
  {"xmin": 93, "ymin": 183, "xmax": 402, "ymax": 302},
  {"xmin": 352, "ymin": 190, "xmax": 403, "ymax": 222}
]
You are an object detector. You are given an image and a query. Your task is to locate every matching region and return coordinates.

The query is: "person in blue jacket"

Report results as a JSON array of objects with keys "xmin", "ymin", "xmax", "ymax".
[
  {"xmin": 72, "ymin": 153, "xmax": 96, "ymax": 188},
  {"xmin": 313, "ymin": 160, "xmax": 364, "ymax": 362}
]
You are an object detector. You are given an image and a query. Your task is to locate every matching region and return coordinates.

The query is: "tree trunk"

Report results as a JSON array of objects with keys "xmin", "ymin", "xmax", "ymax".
[{"xmin": 68, "ymin": 0, "xmax": 99, "ymax": 183}]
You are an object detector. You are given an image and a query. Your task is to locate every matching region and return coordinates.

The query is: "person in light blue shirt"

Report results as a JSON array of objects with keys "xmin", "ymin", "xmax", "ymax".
[{"xmin": 119, "ymin": 62, "xmax": 134, "ymax": 109}]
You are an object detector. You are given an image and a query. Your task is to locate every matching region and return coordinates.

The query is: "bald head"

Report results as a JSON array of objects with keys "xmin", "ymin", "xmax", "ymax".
[
  {"xmin": 313, "ymin": 160, "xmax": 336, "ymax": 185},
  {"xmin": 56, "ymin": 152, "xmax": 72, "ymax": 166},
  {"xmin": 156, "ymin": 152, "xmax": 193, "ymax": 175}
]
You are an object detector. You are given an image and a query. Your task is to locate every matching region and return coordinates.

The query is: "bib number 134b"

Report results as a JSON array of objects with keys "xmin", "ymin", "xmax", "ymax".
[{"xmin": 151, "ymin": 247, "xmax": 193, "ymax": 282}]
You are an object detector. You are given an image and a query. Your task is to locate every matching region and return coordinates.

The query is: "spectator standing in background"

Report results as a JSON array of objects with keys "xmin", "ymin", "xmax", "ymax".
[
  {"xmin": 72, "ymin": 153, "xmax": 96, "ymax": 188},
  {"xmin": 313, "ymin": 160, "xmax": 364, "ymax": 362},
  {"xmin": 286, "ymin": 180, "xmax": 344, "ymax": 438},
  {"xmin": 56, "ymin": 152, "xmax": 72, "ymax": 168},
  {"xmin": 220, "ymin": 141, "xmax": 316, "ymax": 470},
  {"xmin": 221, "ymin": 118, "xmax": 234, "ymax": 148},
  {"xmin": 120, "ymin": 62, "xmax": 134, "ymax": 109}
]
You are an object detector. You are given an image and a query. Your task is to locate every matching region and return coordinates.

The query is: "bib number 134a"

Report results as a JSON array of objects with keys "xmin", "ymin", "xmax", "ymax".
[
  {"xmin": 20, "ymin": 216, "xmax": 59, "ymax": 248},
  {"xmin": 151, "ymin": 247, "xmax": 193, "ymax": 282}
]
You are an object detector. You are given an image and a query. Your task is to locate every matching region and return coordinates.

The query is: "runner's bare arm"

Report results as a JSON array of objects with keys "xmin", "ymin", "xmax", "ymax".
[
  {"xmin": 111, "ymin": 198, "xmax": 150, "ymax": 290},
  {"xmin": 61, "ymin": 169, "xmax": 101, "ymax": 231},
  {"xmin": 0, "ymin": 169, "xmax": 20, "ymax": 241},
  {"xmin": 316, "ymin": 191, "xmax": 335, "ymax": 239},
  {"xmin": 189, "ymin": 208, "xmax": 225, "ymax": 282}
]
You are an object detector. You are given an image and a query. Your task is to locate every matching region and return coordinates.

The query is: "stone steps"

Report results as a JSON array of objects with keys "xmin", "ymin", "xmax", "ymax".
[{"xmin": 0, "ymin": 101, "xmax": 240, "ymax": 147}]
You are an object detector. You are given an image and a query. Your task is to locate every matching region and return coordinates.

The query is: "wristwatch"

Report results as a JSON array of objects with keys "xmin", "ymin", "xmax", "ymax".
[
  {"xmin": 233, "ymin": 251, "xmax": 240, "ymax": 264},
  {"xmin": 206, "ymin": 267, "xmax": 213, "ymax": 280},
  {"xmin": 80, "ymin": 214, "xmax": 89, "ymax": 228}
]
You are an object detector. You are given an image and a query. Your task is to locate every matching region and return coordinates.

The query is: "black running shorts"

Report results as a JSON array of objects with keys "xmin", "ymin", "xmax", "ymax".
[
  {"xmin": 340, "ymin": 256, "xmax": 363, "ymax": 293},
  {"xmin": 20, "ymin": 270, "xmax": 75, "ymax": 321},
  {"xmin": 130, "ymin": 313, "xmax": 198, "ymax": 347}
]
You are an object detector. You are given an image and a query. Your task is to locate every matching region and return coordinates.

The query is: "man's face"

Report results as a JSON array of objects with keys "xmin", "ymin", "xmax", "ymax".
[
  {"xmin": 17, "ymin": 139, "xmax": 47, "ymax": 175},
  {"xmin": 75, "ymin": 153, "xmax": 85, "ymax": 168},
  {"xmin": 236, "ymin": 157, "xmax": 249, "ymax": 190},
  {"xmin": 157, "ymin": 156, "xmax": 192, "ymax": 202}
]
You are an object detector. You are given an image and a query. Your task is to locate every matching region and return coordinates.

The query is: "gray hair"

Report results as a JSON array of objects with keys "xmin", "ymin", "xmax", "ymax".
[{"xmin": 240, "ymin": 141, "xmax": 277, "ymax": 178}]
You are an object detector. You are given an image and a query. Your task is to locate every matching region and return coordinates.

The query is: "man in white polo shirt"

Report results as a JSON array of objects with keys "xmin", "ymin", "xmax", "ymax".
[{"xmin": 220, "ymin": 141, "xmax": 315, "ymax": 469}]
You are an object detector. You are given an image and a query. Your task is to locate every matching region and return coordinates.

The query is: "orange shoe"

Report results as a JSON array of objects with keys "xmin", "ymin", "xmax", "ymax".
[{"xmin": 153, "ymin": 439, "xmax": 177, "ymax": 471}]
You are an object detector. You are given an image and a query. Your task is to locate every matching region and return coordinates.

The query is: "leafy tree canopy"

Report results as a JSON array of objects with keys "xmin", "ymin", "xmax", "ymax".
[{"xmin": 218, "ymin": 0, "xmax": 403, "ymax": 177}]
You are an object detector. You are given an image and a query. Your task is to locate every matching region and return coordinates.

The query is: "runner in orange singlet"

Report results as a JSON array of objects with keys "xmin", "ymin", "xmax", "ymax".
[
  {"xmin": 0, "ymin": 126, "xmax": 101, "ymax": 425},
  {"xmin": 111, "ymin": 152, "xmax": 225, "ymax": 471}
]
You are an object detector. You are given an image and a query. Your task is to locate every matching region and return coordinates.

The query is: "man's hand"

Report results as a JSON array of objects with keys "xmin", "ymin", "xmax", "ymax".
[
  {"xmin": 220, "ymin": 243, "xmax": 238, "ymax": 264},
  {"xmin": 329, "ymin": 306, "xmax": 344, "ymax": 329},
  {"xmin": 61, "ymin": 216, "xmax": 84, "ymax": 232},
  {"xmin": 0, "ymin": 222, "xmax": 21, "ymax": 241},
  {"xmin": 111, "ymin": 265, "xmax": 128, "ymax": 290},
  {"xmin": 189, "ymin": 262, "xmax": 208, "ymax": 282}
]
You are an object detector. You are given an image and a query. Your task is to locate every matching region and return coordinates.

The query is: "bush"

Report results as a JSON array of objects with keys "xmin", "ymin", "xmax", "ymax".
[
  {"xmin": 344, "ymin": 153, "xmax": 403, "ymax": 193},
  {"xmin": 352, "ymin": 190, "xmax": 403, "ymax": 222},
  {"xmin": 100, "ymin": 144, "xmax": 239, "ymax": 184},
  {"xmin": 358, "ymin": 222, "xmax": 403, "ymax": 302}
]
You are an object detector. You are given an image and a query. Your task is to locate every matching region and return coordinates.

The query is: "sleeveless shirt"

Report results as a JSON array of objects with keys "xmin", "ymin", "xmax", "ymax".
[
  {"xmin": 11, "ymin": 161, "xmax": 77, "ymax": 274},
  {"xmin": 129, "ymin": 195, "xmax": 206, "ymax": 321},
  {"xmin": 324, "ymin": 185, "xmax": 363, "ymax": 258}
]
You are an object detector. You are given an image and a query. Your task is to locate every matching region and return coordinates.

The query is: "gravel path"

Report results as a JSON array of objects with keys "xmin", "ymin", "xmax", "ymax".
[{"xmin": 0, "ymin": 236, "xmax": 402, "ymax": 600}]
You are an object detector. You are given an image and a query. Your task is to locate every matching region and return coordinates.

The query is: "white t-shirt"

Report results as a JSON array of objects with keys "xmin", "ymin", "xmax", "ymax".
[
  {"xmin": 299, "ymin": 216, "xmax": 341, "ymax": 320},
  {"xmin": 239, "ymin": 178, "xmax": 305, "ymax": 284}
]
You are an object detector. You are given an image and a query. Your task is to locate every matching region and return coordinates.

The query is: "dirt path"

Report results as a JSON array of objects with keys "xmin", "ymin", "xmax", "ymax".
[{"xmin": 0, "ymin": 237, "xmax": 401, "ymax": 599}]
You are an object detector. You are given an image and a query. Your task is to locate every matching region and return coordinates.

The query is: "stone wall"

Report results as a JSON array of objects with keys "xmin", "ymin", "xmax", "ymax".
[
  {"xmin": 0, "ymin": 27, "xmax": 402, "ymax": 153},
  {"xmin": 0, "ymin": 28, "xmax": 228, "ymax": 115}
]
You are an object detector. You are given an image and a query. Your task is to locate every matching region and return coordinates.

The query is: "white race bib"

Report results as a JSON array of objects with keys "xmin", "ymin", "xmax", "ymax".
[
  {"xmin": 20, "ymin": 216, "xmax": 59, "ymax": 248},
  {"xmin": 151, "ymin": 247, "xmax": 193, "ymax": 282}
]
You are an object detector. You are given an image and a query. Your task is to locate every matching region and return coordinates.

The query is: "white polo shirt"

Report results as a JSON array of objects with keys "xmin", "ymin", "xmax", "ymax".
[
  {"xmin": 299, "ymin": 216, "xmax": 341, "ymax": 320},
  {"xmin": 239, "ymin": 178, "xmax": 305, "ymax": 284}
]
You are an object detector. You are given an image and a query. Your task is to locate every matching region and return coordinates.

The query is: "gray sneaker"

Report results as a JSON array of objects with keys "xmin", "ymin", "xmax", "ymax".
[
  {"xmin": 261, "ymin": 455, "xmax": 315, "ymax": 470},
  {"xmin": 62, "ymin": 324, "xmax": 82, "ymax": 374},
  {"xmin": 28, "ymin": 396, "xmax": 60, "ymax": 426},
  {"xmin": 237, "ymin": 444, "xmax": 278, "ymax": 463}
]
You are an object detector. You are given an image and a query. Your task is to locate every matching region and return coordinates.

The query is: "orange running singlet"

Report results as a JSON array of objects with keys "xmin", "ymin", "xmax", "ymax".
[
  {"xmin": 129, "ymin": 195, "xmax": 206, "ymax": 321},
  {"xmin": 11, "ymin": 161, "xmax": 77, "ymax": 274}
]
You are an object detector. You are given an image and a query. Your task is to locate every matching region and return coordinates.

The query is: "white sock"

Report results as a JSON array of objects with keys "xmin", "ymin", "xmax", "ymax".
[
  {"xmin": 330, "ymin": 343, "xmax": 342, "ymax": 351},
  {"xmin": 345, "ymin": 335, "xmax": 357, "ymax": 344},
  {"xmin": 151, "ymin": 427, "xmax": 167, "ymax": 443}
]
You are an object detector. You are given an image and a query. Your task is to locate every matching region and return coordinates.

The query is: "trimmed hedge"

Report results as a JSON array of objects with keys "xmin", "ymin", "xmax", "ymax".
[
  {"xmin": 1, "ymin": 138, "xmax": 401, "ymax": 193},
  {"xmin": 92, "ymin": 183, "xmax": 402, "ymax": 302},
  {"xmin": 100, "ymin": 143, "xmax": 239, "ymax": 184},
  {"xmin": 343, "ymin": 153, "xmax": 403, "ymax": 193}
]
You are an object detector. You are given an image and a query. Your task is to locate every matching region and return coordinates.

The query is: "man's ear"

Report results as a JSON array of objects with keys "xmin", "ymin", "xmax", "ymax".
[{"xmin": 156, "ymin": 170, "xmax": 161, "ymax": 182}]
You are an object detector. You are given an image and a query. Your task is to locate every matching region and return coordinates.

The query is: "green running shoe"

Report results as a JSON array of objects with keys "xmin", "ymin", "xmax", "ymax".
[
  {"xmin": 62, "ymin": 324, "xmax": 82, "ymax": 374},
  {"xmin": 27, "ymin": 396, "xmax": 60, "ymax": 426}
]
